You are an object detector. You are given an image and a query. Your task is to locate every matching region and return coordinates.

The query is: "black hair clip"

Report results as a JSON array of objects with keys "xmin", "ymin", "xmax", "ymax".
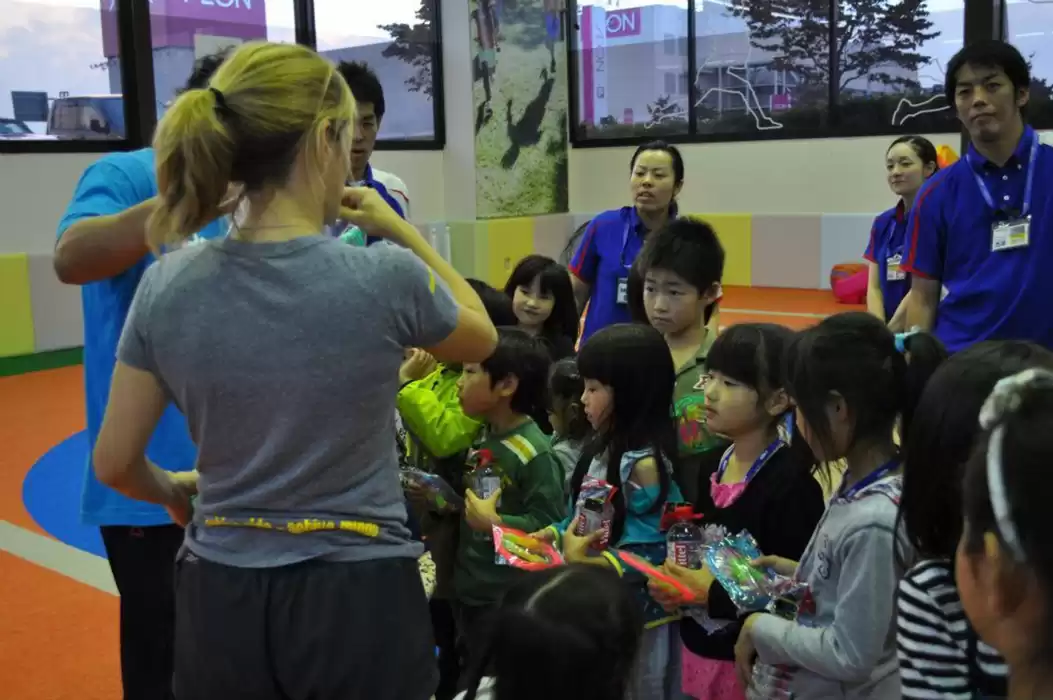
[{"xmin": 209, "ymin": 87, "xmax": 233, "ymax": 118}]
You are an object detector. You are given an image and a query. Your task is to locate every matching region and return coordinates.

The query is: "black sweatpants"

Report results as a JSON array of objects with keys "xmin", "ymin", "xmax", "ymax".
[
  {"xmin": 173, "ymin": 551, "xmax": 437, "ymax": 700},
  {"xmin": 100, "ymin": 524, "xmax": 184, "ymax": 700}
]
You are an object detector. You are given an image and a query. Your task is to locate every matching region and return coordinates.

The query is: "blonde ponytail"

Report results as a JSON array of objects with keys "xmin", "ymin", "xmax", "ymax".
[
  {"xmin": 149, "ymin": 87, "xmax": 236, "ymax": 253},
  {"xmin": 147, "ymin": 41, "xmax": 355, "ymax": 254}
]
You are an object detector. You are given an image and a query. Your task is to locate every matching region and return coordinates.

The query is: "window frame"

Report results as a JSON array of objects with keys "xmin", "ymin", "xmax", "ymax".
[
  {"xmin": 0, "ymin": 0, "xmax": 446, "ymax": 154},
  {"xmin": 566, "ymin": 0, "xmax": 1035, "ymax": 148}
]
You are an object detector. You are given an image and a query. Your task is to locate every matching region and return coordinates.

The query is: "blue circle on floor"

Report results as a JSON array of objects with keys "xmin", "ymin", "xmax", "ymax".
[{"xmin": 22, "ymin": 431, "xmax": 106, "ymax": 558}]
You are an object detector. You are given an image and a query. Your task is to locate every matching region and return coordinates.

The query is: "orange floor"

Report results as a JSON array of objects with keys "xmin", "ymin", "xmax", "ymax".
[{"xmin": 0, "ymin": 286, "xmax": 856, "ymax": 698}]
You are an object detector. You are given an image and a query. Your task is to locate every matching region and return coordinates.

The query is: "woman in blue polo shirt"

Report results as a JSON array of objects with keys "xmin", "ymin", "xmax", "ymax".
[
  {"xmin": 569, "ymin": 141, "xmax": 684, "ymax": 343},
  {"xmin": 865, "ymin": 135, "xmax": 939, "ymax": 332}
]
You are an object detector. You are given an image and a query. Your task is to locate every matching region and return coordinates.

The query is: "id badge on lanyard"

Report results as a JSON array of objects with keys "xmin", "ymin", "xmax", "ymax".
[
  {"xmin": 616, "ymin": 220, "xmax": 634, "ymax": 306},
  {"xmin": 886, "ymin": 252, "xmax": 906, "ymax": 281},
  {"xmin": 971, "ymin": 135, "xmax": 1039, "ymax": 253}
]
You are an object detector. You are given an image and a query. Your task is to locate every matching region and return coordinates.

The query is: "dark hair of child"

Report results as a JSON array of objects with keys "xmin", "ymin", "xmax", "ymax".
[
  {"xmin": 961, "ymin": 368, "xmax": 1053, "ymax": 672},
  {"xmin": 570, "ymin": 323, "xmax": 677, "ymax": 544},
  {"xmin": 888, "ymin": 135, "xmax": 940, "ymax": 173},
  {"xmin": 898, "ymin": 341, "xmax": 1053, "ymax": 566},
  {"xmin": 481, "ymin": 327, "xmax": 553, "ymax": 427},
  {"xmin": 549, "ymin": 358, "xmax": 590, "ymax": 442},
  {"xmin": 636, "ymin": 218, "xmax": 725, "ymax": 301},
  {"xmin": 706, "ymin": 322, "xmax": 818, "ymax": 472},
  {"xmin": 461, "ymin": 565, "xmax": 643, "ymax": 700},
  {"xmin": 468, "ymin": 278, "xmax": 519, "ymax": 327},
  {"xmin": 503, "ymin": 255, "xmax": 580, "ymax": 352},
  {"xmin": 783, "ymin": 312, "xmax": 946, "ymax": 472}
]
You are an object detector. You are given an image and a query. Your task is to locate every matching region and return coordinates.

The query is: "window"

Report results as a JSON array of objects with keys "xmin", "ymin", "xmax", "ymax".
[
  {"xmin": 0, "ymin": 1, "xmax": 123, "ymax": 141},
  {"xmin": 1005, "ymin": 0, "xmax": 1053, "ymax": 129},
  {"xmin": 837, "ymin": 0, "xmax": 962, "ymax": 134},
  {"xmin": 151, "ymin": 0, "xmax": 297, "ymax": 119},
  {"xmin": 574, "ymin": 1, "xmax": 690, "ymax": 139},
  {"xmin": 694, "ymin": 0, "xmax": 830, "ymax": 135},
  {"xmin": 314, "ymin": 0, "xmax": 440, "ymax": 142}
]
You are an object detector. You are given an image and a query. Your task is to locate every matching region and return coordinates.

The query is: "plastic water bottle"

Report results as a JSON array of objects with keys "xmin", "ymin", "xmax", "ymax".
[
  {"xmin": 574, "ymin": 496, "xmax": 613, "ymax": 550},
  {"xmin": 666, "ymin": 507, "xmax": 704, "ymax": 569}
]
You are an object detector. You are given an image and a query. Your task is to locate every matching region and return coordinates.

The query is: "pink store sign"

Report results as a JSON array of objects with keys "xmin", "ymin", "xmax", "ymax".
[{"xmin": 101, "ymin": 0, "xmax": 268, "ymax": 58}]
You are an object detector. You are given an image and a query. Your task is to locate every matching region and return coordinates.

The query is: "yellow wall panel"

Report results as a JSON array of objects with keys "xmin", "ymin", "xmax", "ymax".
[
  {"xmin": 686, "ymin": 213, "xmax": 752, "ymax": 287},
  {"xmin": 0, "ymin": 254, "xmax": 35, "ymax": 358},
  {"xmin": 482, "ymin": 218, "xmax": 536, "ymax": 289}
]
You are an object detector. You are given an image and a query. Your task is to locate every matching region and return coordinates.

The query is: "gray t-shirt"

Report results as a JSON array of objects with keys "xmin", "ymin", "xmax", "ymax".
[{"xmin": 118, "ymin": 235, "xmax": 459, "ymax": 568}]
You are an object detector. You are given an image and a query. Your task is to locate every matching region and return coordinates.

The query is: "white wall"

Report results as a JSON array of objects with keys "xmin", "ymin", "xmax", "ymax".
[
  {"xmin": 569, "ymin": 133, "xmax": 964, "ymax": 216},
  {"xmin": 0, "ymin": 150, "xmax": 445, "ymax": 256}
]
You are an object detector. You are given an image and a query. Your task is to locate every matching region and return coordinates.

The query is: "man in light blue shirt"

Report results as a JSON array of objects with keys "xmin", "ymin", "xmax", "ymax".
[{"xmin": 53, "ymin": 52, "xmax": 228, "ymax": 700}]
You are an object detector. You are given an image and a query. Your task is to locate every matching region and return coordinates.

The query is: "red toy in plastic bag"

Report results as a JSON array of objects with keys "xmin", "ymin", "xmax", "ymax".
[
  {"xmin": 616, "ymin": 549, "xmax": 697, "ymax": 603},
  {"xmin": 492, "ymin": 525, "xmax": 565, "ymax": 571}
]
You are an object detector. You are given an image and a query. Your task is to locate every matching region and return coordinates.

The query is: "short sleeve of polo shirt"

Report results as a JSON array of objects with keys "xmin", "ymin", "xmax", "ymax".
[
  {"xmin": 569, "ymin": 220, "xmax": 601, "ymax": 284},
  {"xmin": 380, "ymin": 244, "xmax": 460, "ymax": 349},
  {"xmin": 57, "ymin": 156, "xmax": 151, "ymax": 240},
  {"xmin": 864, "ymin": 216, "xmax": 881, "ymax": 262},
  {"xmin": 903, "ymin": 172, "xmax": 949, "ymax": 280}
]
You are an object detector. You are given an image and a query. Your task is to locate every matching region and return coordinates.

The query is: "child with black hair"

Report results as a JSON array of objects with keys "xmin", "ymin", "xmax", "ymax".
[
  {"xmin": 547, "ymin": 358, "xmax": 590, "ymax": 491},
  {"xmin": 896, "ymin": 342, "xmax": 1052, "ymax": 699},
  {"xmin": 534, "ymin": 323, "xmax": 685, "ymax": 700},
  {"xmin": 733, "ymin": 312, "xmax": 945, "ymax": 700},
  {"xmin": 650, "ymin": 324, "xmax": 826, "ymax": 700},
  {"xmin": 396, "ymin": 279, "xmax": 518, "ymax": 700},
  {"xmin": 637, "ymin": 218, "xmax": 728, "ymax": 503},
  {"xmin": 458, "ymin": 565, "xmax": 642, "ymax": 700},
  {"xmin": 504, "ymin": 255, "xmax": 579, "ymax": 361},
  {"xmin": 454, "ymin": 328, "xmax": 567, "ymax": 668},
  {"xmin": 958, "ymin": 368, "xmax": 1053, "ymax": 700}
]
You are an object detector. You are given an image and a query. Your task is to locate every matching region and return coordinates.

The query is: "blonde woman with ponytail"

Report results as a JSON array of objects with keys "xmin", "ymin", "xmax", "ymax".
[{"xmin": 92, "ymin": 41, "xmax": 497, "ymax": 700}]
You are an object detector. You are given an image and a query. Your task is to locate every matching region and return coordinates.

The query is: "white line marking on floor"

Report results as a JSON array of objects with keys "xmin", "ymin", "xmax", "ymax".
[
  {"xmin": 0, "ymin": 520, "xmax": 116, "ymax": 595},
  {"xmin": 721, "ymin": 307, "xmax": 830, "ymax": 319}
]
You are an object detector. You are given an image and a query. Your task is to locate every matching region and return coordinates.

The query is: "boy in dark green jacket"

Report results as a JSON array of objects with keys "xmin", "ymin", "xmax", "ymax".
[{"xmin": 454, "ymin": 328, "xmax": 567, "ymax": 662}]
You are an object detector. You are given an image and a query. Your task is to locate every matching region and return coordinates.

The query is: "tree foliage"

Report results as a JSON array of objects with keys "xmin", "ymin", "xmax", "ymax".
[
  {"xmin": 379, "ymin": 0, "xmax": 436, "ymax": 98},
  {"xmin": 726, "ymin": 0, "xmax": 939, "ymax": 93}
]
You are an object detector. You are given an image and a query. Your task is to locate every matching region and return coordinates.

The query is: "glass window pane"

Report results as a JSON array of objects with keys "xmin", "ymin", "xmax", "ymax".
[
  {"xmin": 151, "ymin": 1, "xmax": 296, "ymax": 117},
  {"xmin": 574, "ymin": 1, "xmax": 690, "ymax": 140},
  {"xmin": 695, "ymin": 0, "xmax": 830, "ymax": 135},
  {"xmin": 0, "ymin": 0, "xmax": 123, "ymax": 141},
  {"xmin": 1006, "ymin": 0, "xmax": 1053, "ymax": 129},
  {"xmin": 837, "ymin": 0, "xmax": 962, "ymax": 134},
  {"xmin": 314, "ymin": 0, "xmax": 439, "ymax": 142}
]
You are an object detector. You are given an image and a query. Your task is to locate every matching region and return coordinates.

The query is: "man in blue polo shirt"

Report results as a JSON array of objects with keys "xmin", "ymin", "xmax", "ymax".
[
  {"xmin": 53, "ymin": 52, "xmax": 229, "ymax": 700},
  {"xmin": 336, "ymin": 61, "xmax": 412, "ymax": 246},
  {"xmin": 905, "ymin": 40, "xmax": 1053, "ymax": 351}
]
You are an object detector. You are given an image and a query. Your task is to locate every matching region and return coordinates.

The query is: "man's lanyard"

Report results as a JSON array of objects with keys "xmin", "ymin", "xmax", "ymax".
[{"xmin": 968, "ymin": 134, "xmax": 1039, "ymax": 219}]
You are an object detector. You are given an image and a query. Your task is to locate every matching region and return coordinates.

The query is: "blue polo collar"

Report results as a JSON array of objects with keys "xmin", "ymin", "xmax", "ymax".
[
  {"xmin": 968, "ymin": 126, "xmax": 1036, "ymax": 173},
  {"xmin": 629, "ymin": 201, "xmax": 679, "ymax": 235}
]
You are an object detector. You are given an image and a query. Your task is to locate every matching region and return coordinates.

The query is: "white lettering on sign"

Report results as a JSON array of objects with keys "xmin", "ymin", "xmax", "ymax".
[
  {"xmin": 193, "ymin": 0, "xmax": 254, "ymax": 8},
  {"xmin": 606, "ymin": 12, "xmax": 636, "ymax": 35}
]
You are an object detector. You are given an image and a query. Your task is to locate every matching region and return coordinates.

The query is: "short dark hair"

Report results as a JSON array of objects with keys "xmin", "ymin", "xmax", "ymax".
[
  {"xmin": 481, "ymin": 328, "xmax": 553, "ymax": 419},
  {"xmin": 468, "ymin": 278, "xmax": 518, "ymax": 327},
  {"xmin": 887, "ymin": 135, "xmax": 940, "ymax": 173},
  {"xmin": 183, "ymin": 50, "xmax": 231, "ymax": 92},
  {"xmin": 945, "ymin": 40, "xmax": 1031, "ymax": 105},
  {"xmin": 630, "ymin": 140, "xmax": 685, "ymax": 185},
  {"xmin": 901, "ymin": 341, "xmax": 1053, "ymax": 564},
  {"xmin": 336, "ymin": 61, "xmax": 385, "ymax": 120},
  {"xmin": 636, "ymin": 218, "xmax": 725, "ymax": 296}
]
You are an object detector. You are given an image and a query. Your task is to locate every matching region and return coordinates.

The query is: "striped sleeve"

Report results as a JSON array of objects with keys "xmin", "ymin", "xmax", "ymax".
[{"xmin": 896, "ymin": 560, "xmax": 1007, "ymax": 699}]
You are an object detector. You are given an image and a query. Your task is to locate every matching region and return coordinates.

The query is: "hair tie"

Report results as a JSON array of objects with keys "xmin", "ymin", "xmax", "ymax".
[
  {"xmin": 979, "ymin": 368, "xmax": 1053, "ymax": 561},
  {"xmin": 209, "ymin": 87, "xmax": 232, "ymax": 117},
  {"xmin": 894, "ymin": 328, "xmax": 922, "ymax": 354}
]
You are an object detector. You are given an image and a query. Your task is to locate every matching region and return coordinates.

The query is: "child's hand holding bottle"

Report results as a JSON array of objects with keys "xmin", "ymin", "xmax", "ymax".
[
  {"xmin": 561, "ymin": 517, "xmax": 606, "ymax": 563},
  {"xmin": 464, "ymin": 488, "xmax": 502, "ymax": 532}
]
